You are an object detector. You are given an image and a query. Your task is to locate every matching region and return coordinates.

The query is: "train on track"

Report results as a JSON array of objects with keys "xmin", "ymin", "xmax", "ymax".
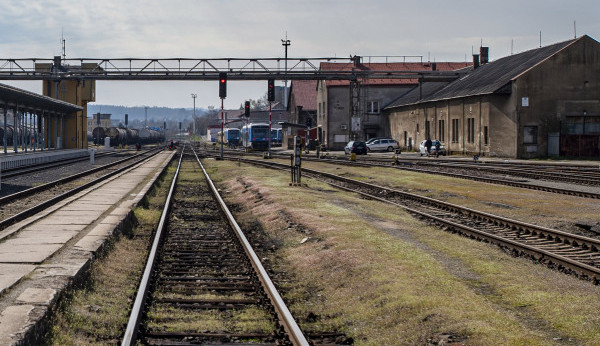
[
  {"xmin": 270, "ymin": 128, "xmax": 282, "ymax": 146},
  {"xmin": 217, "ymin": 128, "xmax": 241, "ymax": 147},
  {"xmin": 0, "ymin": 125, "xmax": 36, "ymax": 146},
  {"xmin": 241, "ymin": 123, "xmax": 270, "ymax": 150},
  {"xmin": 88, "ymin": 127, "xmax": 164, "ymax": 146}
]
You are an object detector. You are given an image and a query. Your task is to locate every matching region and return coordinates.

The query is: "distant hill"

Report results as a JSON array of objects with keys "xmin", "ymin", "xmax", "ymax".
[{"xmin": 87, "ymin": 105, "xmax": 209, "ymax": 122}]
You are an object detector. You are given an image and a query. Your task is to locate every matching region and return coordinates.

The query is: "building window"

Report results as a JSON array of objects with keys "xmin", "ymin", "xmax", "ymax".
[
  {"xmin": 484, "ymin": 126, "xmax": 489, "ymax": 145},
  {"xmin": 416, "ymin": 123, "xmax": 419, "ymax": 134},
  {"xmin": 425, "ymin": 121, "xmax": 430, "ymax": 139},
  {"xmin": 438, "ymin": 119, "xmax": 445, "ymax": 142},
  {"xmin": 524, "ymin": 126, "xmax": 538, "ymax": 144},
  {"xmin": 368, "ymin": 101, "xmax": 380, "ymax": 114},
  {"xmin": 451, "ymin": 119, "xmax": 459, "ymax": 143},
  {"xmin": 467, "ymin": 118, "xmax": 475, "ymax": 143},
  {"xmin": 404, "ymin": 131, "xmax": 408, "ymax": 146}
]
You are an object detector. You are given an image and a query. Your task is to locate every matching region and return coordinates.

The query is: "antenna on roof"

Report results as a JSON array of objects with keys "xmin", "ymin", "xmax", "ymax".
[
  {"xmin": 539, "ymin": 31, "xmax": 542, "ymax": 48},
  {"xmin": 61, "ymin": 27, "xmax": 66, "ymax": 60},
  {"xmin": 574, "ymin": 20, "xmax": 577, "ymax": 38},
  {"xmin": 511, "ymin": 39, "xmax": 514, "ymax": 55}
]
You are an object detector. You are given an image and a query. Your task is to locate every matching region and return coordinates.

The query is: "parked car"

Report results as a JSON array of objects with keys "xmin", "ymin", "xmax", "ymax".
[
  {"xmin": 365, "ymin": 137, "xmax": 384, "ymax": 145},
  {"xmin": 367, "ymin": 138, "xmax": 399, "ymax": 152},
  {"xmin": 419, "ymin": 140, "xmax": 447, "ymax": 156},
  {"xmin": 344, "ymin": 141, "xmax": 368, "ymax": 155}
]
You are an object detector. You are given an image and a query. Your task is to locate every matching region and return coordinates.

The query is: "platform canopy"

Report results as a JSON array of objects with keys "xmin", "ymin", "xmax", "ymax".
[{"xmin": 0, "ymin": 82, "xmax": 82, "ymax": 113}]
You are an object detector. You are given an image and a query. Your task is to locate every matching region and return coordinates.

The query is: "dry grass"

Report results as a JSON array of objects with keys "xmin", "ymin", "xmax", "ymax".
[{"xmin": 204, "ymin": 158, "xmax": 600, "ymax": 345}]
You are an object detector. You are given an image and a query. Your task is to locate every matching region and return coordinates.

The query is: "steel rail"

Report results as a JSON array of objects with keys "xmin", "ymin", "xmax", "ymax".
[
  {"xmin": 220, "ymin": 150, "xmax": 600, "ymax": 199},
  {"xmin": 220, "ymin": 155, "xmax": 600, "ymax": 282},
  {"xmin": 191, "ymin": 148, "xmax": 309, "ymax": 346},
  {"xmin": 121, "ymin": 148, "xmax": 183, "ymax": 346},
  {"xmin": 258, "ymin": 153, "xmax": 600, "ymax": 199},
  {"xmin": 0, "ymin": 147, "xmax": 163, "ymax": 230},
  {"xmin": 320, "ymin": 157, "xmax": 600, "ymax": 199}
]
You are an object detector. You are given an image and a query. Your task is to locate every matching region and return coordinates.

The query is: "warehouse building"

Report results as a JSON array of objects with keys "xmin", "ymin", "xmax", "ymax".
[{"xmin": 385, "ymin": 35, "xmax": 600, "ymax": 158}]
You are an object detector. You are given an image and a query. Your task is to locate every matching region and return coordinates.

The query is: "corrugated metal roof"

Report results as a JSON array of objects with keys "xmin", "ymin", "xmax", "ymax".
[
  {"xmin": 388, "ymin": 38, "xmax": 579, "ymax": 107},
  {"xmin": 0, "ymin": 82, "xmax": 83, "ymax": 113},
  {"xmin": 385, "ymin": 82, "xmax": 449, "ymax": 108}
]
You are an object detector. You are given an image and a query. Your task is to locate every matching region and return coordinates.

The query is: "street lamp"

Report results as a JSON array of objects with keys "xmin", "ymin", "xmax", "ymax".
[
  {"xmin": 281, "ymin": 35, "xmax": 291, "ymax": 108},
  {"xmin": 191, "ymin": 93, "xmax": 197, "ymax": 140}
]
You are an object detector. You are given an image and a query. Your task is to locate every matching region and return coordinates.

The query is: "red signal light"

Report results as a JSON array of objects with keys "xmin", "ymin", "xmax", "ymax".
[{"xmin": 219, "ymin": 72, "xmax": 227, "ymax": 98}]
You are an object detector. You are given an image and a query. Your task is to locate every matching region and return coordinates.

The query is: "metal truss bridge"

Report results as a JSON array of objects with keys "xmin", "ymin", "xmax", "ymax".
[{"xmin": 0, "ymin": 56, "xmax": 463, "ymax": 81}]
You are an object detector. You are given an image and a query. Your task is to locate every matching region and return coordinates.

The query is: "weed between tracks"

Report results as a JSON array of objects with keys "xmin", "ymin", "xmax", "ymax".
[
  {"xmin": 44, "ymin": 162, "xmax": 177, "ymax": 345},
  {"xmin": 204, "ymin": 158, "xmax": 600, "ymax": 345}
]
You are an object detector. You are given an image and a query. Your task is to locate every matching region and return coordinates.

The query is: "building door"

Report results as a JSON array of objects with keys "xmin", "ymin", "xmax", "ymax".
[{"xmin": 547, "ymin": 132, "xmax": 559, "ymax": 156}]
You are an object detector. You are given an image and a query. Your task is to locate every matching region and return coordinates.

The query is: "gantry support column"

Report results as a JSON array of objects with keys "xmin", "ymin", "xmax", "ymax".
[{"xmin": 3, "ymin": 105, "xmax": 6, "ymax": 153}]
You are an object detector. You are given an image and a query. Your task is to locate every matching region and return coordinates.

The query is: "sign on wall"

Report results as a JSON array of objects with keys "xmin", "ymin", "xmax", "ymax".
[
  {"xmin": 352, "ymin": 117, "xmax": 361, "ymax": 132},
  {"xmin": 522, "ymin": 97, "xmax": 529, "ymax": 107}
]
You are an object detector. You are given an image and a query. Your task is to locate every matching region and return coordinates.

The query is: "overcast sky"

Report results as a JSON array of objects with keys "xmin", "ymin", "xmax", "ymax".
[{"xmin": 1, "ymin": 0, "xmax": 598, "ymax": 110}]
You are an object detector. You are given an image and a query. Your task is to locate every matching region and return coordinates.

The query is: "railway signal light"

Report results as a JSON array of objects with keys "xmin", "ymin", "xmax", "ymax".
[
  {"xmin": 267, "ymin": 79, "xmax": 275, "ymax": 102},
  {"xmin": 244, "ymin": 101, "xmax": 250, "ymax": 117},
  {"xmin": 219, "ymin": 72, "xmax": 227, "ymax": 98}
]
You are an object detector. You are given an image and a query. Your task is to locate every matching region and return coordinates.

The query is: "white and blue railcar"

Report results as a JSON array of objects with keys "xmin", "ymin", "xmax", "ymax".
[
  {"xmin": 241, "ymin": 123, "xmax": 270, "ymax": 150},
  {"xmin": 270, "ymin": 128, "xmax": 282, "ymax": 146},
  {"xmin": 225, "ymin": 128, "xmax": 241, "ymax": 147}
]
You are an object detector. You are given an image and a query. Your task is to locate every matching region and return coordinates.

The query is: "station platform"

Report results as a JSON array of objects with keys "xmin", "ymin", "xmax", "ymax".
[
  {"xmin": 0, "ymin": 149, "xmax": 90, "ymax": 171},
  {"xmin": 0, "ymin": 150, "xmax": 175, "ymax": 345}
]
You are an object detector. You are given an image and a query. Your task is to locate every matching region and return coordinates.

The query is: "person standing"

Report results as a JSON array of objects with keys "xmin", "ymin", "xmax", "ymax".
[{"xmin": 425, "ymin": 138, "xmax": 432, "ymax": 157}]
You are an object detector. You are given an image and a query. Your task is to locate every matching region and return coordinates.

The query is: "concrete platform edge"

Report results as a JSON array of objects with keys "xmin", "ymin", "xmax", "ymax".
[{"xmin": 4, "ymin": 151, "xmax": 175, "ymax": 345}]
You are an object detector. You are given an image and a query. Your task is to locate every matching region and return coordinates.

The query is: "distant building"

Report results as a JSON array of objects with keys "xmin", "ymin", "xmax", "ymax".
[
  {"xmin": 87, "ymin": 113, "xmax": 111, "ymax": 129},
  {"xmin": 288, "ymin": 80, "xmax": 317, "ymax": 127},
  {"xmin": 385, "ymin": 35, "xmax": 600, "ymax": 158},
  {"xmin": 317, "ymin": 60, "xmax": 471, "ymax": 150}
]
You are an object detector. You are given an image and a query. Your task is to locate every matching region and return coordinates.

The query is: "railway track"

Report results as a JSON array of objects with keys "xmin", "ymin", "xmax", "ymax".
[
  {"xmin": 220, "ymin": 149, "xmax": 600, "ymax": 199},
  {"xmin": 0, "ymin": 147, "xmax": 164, "ymax": 230},
  {"xmin": 397, "ymin": 158, "xmax": 600, "ymax": 186},
  {"xmin": 218, "ymin": 154, "xmax": 600, "ymax": 284},
  {"xmin": 123, "ymin": 146, "xmax": 314, "ymax": 345}
]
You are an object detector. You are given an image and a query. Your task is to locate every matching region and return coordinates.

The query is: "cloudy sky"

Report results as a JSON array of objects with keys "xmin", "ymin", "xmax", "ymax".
[{"xmin": 1, "ymin": 0, "xmax": 598, "ymax": 110}]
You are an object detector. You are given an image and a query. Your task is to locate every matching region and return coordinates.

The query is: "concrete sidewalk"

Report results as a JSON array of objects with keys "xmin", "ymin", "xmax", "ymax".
[{"xmin": 0, "ymin": 150, "xmax": 175, "ymax": 345}]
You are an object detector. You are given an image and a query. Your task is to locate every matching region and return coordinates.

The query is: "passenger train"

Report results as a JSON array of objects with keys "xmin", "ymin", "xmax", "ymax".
[
  {"xmin": 241, "ymin": 123, "xmax": 270, "ymax": 150},
  {"xmin": 217, "ymin": 128, "xmax": 241, "ymax": 147},
  {"xmin": 270, "ymin": 128, "xmax": 282, "ymax": 146}
]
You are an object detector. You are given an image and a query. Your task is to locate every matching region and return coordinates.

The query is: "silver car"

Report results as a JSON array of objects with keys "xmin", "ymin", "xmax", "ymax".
[
  {"xmin": 419, "ymin": 140, "xmax": 446, "ymax": 156},
  {"xmin": 367, "ymin": 138, "xmax": 399, "ymax": 152}
]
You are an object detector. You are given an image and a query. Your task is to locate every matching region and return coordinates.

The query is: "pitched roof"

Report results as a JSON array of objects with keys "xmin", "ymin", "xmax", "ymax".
[
  {"xmin": 385, "ymin": 82, "xmax": 450, "ymax": 108},
  {"xmin": 386, "ymin": 37, "xmax": 580, "ymax": 109},
  {"xmin": 290, "ymin": 80, "xmax": 317, "ymax": 110},
  {"xmin": 320, "ymin": 62, "xmax": 471, "ymax": 87},
  {"xmin": 0, "ymin": 82, "xmax": 83, "ymax": 113}
]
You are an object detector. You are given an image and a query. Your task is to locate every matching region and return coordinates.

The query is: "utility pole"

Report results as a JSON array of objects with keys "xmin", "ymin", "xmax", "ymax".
[
  {"xmin": 144, "ymin": 106, "xmax": 148, "ymax": 127},
  {"xmin": 281, "ymin": 35, "xmax": 291, "ymax": 108},
  {"xmin": 191, "ymin": 93, "xmax": 197, "ymax": 137}
]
